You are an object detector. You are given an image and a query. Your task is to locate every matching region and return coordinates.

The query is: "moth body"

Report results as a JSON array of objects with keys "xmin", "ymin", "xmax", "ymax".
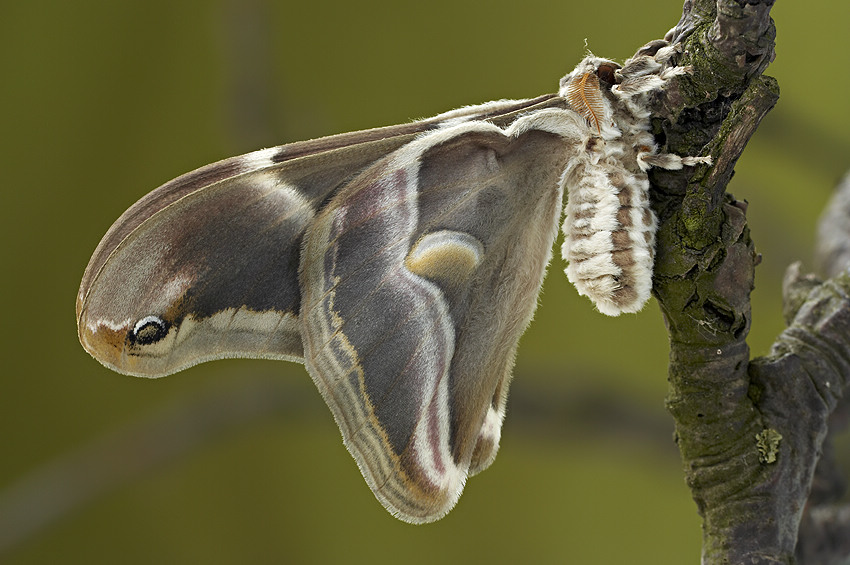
[{"xmin": 558, "ymin": 47, "xmax": 710, "ymax": 315}]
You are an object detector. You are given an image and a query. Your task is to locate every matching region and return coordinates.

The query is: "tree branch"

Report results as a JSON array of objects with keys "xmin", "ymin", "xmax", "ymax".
[
  {"xmin": 792, "ymin": 171, "xmax": 850, "ymax": 565},
  {"xmin": 816, "ymin": 171, "xmax": 850, "ymax": 279},
  {"xmin": 650, "ymin": 1, "xmax": 850, "ymax": 563}
]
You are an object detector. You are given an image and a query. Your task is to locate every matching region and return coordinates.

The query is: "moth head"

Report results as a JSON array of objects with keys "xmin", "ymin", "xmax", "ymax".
[
  {"xmin": 594, "ymin": 62, "xmax": 619, "ymax": 87},
  {"xmin": 559, "ymin": 56, "xmax": 622, "ymax": 93}
]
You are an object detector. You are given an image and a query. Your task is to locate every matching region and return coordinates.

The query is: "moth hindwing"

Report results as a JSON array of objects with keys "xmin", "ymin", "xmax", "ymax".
[{"xmin": 77, "ymin": 38, "xmax": 710, "ymax": 523}]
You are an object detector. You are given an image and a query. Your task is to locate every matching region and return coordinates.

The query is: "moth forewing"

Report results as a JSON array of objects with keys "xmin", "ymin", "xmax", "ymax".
[{"xmin": 76, "ymin": 98, "xmax": 551, "ymax": 378}]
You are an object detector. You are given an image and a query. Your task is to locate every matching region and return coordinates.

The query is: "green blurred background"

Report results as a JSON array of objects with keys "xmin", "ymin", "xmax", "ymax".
[{"xmin": 2, "ymin": 0, "xmax": 848, "ymax": 562}]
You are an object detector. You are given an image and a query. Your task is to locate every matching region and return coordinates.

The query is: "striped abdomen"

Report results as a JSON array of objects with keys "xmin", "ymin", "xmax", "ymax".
[{"xmin": 561, "ymin": 161, "xmax": 657, "ymax": 316}]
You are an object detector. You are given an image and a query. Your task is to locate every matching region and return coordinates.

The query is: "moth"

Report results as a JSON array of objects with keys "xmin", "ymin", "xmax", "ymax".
[{"xmin": 76, "ymin": 38, "xmax": 710, "ymax": 523}]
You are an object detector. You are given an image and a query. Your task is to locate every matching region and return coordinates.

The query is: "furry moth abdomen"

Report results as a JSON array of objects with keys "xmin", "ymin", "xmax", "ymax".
[
  {"xmin": 562, "ymin": 163, "xmax": 657, "ymax": 316},
  {"xmin": 559, "ymin": 44, "xmax": 711, "ymax": 315}
]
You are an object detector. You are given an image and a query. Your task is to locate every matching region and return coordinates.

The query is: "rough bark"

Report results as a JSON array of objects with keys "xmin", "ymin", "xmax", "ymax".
[{"xmin": 650, "ymin": 1, "xmax": 850, "ymax": 563}]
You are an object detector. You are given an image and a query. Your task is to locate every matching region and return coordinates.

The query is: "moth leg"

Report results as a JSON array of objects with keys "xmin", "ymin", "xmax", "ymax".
[
  {"xmin": 619, "ymin": 39, "xmax": 679, "ymax": 77},
  {"xmin": 638, "ymin": 151, "xmax": 713, "ymax": 172},
  {"xmin": 613, "ymin": 42, "xmax": 688, "ymax": 100}
]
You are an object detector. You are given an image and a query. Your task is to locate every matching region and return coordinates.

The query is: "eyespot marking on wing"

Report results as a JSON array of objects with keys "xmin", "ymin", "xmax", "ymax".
[
  {"xmin": 405, "ymin": 230, "xmax": 485, "ymax": 287},
  {"xmin": 130, "ymin": 315, "xmax": 169, "ymax": 345}
]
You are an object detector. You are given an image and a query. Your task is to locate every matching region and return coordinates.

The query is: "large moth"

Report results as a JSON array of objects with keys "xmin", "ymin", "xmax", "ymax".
[{"xmin": 76, "ymin": 38, "xmax": 710, "ymax": 523}]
